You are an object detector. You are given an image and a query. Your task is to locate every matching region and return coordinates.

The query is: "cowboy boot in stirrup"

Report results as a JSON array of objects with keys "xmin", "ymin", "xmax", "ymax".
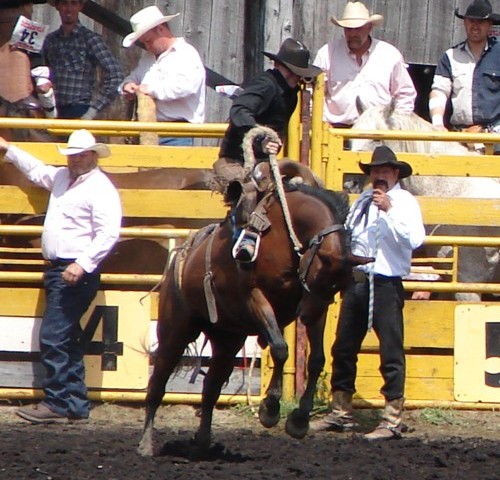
[
  {"xmin": 232, "ymin": 228, "xmax": 260, "ymax": 263},
  {"xmin": 232, "ymin": 181, "xmax": 270, "ymax": 263},
  {"xmin": 364, "ymin": 397, "xmax": 404, "ymax": 440}
]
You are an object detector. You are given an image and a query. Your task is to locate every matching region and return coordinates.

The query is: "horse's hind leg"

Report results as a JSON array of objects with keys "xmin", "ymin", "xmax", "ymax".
[
  {"xmin": 192, "ymin": 332, "xmax": 246, "ymax": 456},
  {"xmin": 286, "ymin": 309, "xmax": 327, "ymax": 439},
  {"xmin": 138, "ymin": 312, "xmax": 200, "ymax": 456}
]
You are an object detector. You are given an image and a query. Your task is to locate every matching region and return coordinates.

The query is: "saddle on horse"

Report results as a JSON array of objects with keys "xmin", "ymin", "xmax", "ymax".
[{"xmin": 213, "ymin": 156, "xmax": 274, "ymax": 264}]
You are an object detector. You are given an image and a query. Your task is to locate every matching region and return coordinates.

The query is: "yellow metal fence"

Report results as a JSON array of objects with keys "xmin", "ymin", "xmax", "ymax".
[{"xmin": 0, "ymin": 107, "xmax": 498, "ymax": 408}]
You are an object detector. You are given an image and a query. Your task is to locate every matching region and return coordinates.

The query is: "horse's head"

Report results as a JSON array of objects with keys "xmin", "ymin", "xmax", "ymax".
[
  {"xmin": 289, "ymin": 185, "xmax": 372, "ymax": 303},
  {"xmin": 350, "ymin": 99, "xmax": 393, "ymax": 152}
]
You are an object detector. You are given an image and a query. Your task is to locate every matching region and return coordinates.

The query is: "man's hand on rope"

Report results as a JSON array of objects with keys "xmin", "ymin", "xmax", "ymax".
[{"xmin": 261, "ymin": 136, "xmax": 282, "ymax": 155}]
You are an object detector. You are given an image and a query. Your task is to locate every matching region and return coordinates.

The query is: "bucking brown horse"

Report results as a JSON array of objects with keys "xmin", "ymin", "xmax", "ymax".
[{"xmin": 138, "ymin": 166, "xmax": 372, "ymax": 457}]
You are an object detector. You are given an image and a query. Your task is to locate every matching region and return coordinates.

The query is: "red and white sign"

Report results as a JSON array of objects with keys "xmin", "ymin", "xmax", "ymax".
[{"xmin": 9, "ymin": 15, "xmax": 49, "ymax": 54}]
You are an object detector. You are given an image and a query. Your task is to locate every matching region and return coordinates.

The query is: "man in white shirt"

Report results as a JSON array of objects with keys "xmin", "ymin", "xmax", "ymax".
[
  {"xmin": 0, "ymin": 129, "xmax": 122, "ymax": 424},
  {"xmin": 313, "ymin": 1, "xmax": 416, "ymax": 127},
  {"xmin": 121, "ymin": 5, "xmax": 206, "ymax": 146},
  {"xmin": 313, "ymin": 146, "xmax": 425, "ymax": 440}
]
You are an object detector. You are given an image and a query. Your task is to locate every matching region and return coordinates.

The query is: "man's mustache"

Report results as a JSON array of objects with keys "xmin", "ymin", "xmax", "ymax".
[{"xmin": 373, "ymin": 179, "xmax": 388, "ymax": 192}]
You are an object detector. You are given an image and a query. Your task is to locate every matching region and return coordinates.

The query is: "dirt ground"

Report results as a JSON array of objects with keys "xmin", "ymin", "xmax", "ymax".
[{"xmin": 0, "ymin": 401, "xmax": 498, "ymax": 480}]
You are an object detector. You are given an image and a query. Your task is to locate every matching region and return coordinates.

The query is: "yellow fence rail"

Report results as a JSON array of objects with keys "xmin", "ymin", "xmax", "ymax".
[{"xmin": 0, "ymin": 92, "xmax": 499, "ymax": 408}]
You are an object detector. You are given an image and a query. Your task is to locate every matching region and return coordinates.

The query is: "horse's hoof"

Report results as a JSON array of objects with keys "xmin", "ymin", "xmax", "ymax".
[
  {"xmin": 137, "ymin": 442, "xmax": 154, "ymax": 457},
  {"xmin": 285, "ymin": 408, "xmax": 309, "ymax": 439},
  {"xmin": 258, "ymin": 398, "xmax": 280, "ymax": 428}
]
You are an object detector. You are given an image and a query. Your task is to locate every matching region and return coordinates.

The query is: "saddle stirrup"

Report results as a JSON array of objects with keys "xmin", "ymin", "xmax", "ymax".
[{"xmin": 232, "ymin": 229, "xmax": 260, "ymax": 263}]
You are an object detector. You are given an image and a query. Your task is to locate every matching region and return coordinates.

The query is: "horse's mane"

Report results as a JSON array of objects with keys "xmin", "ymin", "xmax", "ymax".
[{"xmin": 286, "ymin": 183, "xmax": 350, "ymax": 224}]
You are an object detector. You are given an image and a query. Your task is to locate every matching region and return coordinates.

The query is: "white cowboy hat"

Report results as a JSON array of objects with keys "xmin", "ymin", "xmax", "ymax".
[
  {"xmin": 58, "ymin": 129, "xmax": 110, "ymax": 158},
  {"xmin": 122, "ymin": 6, "xmax": 180, "ymax": 48},
  {"xmin": 331, "ymin": 1, "xmax": 383, "ymax": 28}
]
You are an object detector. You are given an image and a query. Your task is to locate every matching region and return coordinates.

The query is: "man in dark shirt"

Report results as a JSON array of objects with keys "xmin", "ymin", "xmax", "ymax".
[
  {"xmin": 214, "ymin": 38, "xmax": 321, "ymax": 263},
  {"xmin": 42, "ymin": 0, "xmax": 123, "ymax": 119},
  {"xmin": 429, "ymin": 0, "xmax": 500, "ymax": 152}
]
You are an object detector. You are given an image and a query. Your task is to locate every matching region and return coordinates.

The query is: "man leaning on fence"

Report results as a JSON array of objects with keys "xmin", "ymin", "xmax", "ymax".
[
  {"xmin": 0, "ymin": 130, "xmax": 122, "ymax": 424},
  {"xmin": 120, "ymin": 5, "xmax": 206, "ymax": 146},
  {"xmin": 313, "ymin": 1, "xmax": 416, "ymax": 129},
  {"xmin": 429, "ymin": 0, "xmax": 500, "ymax": 154}
]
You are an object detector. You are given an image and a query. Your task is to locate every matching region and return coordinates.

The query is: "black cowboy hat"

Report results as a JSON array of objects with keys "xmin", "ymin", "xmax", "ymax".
[
  {"xmin": 263, "ymin": 38, "xmax": 322, "ymax": 78},
  {"xmin": 455, "ymin": 0, "xmax": 500, "ymax": 25},
  {"xmin": 359, "ymin": 145, "xmax": 412, "ymax": 179}
]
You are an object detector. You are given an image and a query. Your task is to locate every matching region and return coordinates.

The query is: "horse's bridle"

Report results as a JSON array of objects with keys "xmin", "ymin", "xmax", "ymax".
[{"xmin": 298, "ymin": 223, "xmax": 346, "ymax": 298}]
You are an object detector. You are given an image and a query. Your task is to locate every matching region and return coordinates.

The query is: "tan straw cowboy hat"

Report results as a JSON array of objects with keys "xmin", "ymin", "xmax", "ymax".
[
  {"xmin": 331, "ymin": 1, "xmax": 384, "ymax": 28},
  {"xmin": 58, "ymin": 130, "xmax": 110, "ymax": 158},
  {"xmin": 123, "ymin": 6, "xmax": 179, "ymax": 48}
]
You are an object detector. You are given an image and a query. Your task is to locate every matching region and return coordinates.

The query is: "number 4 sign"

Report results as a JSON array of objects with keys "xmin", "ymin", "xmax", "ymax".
[{"xmin": 9, "ymin": 15, "xmax": 49, "ymax": 54}]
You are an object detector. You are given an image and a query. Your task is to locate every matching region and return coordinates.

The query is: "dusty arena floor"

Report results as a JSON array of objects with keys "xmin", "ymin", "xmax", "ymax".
[{"xmin": 0, "ymin": 401, "xmax": 498, "ymax": 480}]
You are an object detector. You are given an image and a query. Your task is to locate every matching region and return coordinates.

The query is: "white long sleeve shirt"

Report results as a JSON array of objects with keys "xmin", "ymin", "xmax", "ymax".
[
  {"xmin": 4, "ymin": 145, "xmax": 122, "ymax": 273},
  {"xmin": 122, "ymin": 37, "xmax": 206, "ymax": 123},
  {"xmin": 314, "ymin": 37, "xmax": 416, "ymax": 125},
  {"xmin": 347, "ymin": 183, "xmax": 425, "ymax": 277}
]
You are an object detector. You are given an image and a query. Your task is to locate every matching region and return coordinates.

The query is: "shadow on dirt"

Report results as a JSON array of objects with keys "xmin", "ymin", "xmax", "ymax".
[{"xmin": 159, "ymin": 439, "xmax": 251, "ymax": 462}]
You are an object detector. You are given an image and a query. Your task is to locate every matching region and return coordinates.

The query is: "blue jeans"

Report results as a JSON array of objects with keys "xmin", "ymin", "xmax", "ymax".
[
  {"xmin": 159, "ymin": 137, "xmax": 194, "ymax": 146},
  {"xmin": 40, "ymin": 264, "xmax": 100, "ymax": 418},
  {"xmin": 57, "ymin": 104, "xmax": 89, "ymax": 119}
]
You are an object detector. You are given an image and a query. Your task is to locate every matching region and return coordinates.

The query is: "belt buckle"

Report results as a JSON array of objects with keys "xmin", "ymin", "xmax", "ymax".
[{"xmin": 353, "ymin": 270, "xmax": 367, "ymax": 283}]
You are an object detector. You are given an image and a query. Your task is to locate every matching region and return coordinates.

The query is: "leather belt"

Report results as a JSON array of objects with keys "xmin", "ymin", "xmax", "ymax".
[
  {"xmin": 46, "ymin": 258, "xmax": 76, "ymax": 267},
  {"xmin": 353, "ymin": 270, "xmax": 368, "ymax": 283},
  {"xmin": 353, "ymin": 271, "xmax": 401, "ymax": 284}
]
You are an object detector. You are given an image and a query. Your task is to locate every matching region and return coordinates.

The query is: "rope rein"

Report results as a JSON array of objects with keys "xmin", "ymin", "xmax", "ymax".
[
  {"xmin": 367, "ymin": 210, "xmax": 380, "ymax": 332},
  {"xmin": 242, "ymin": 126, "xmax": 303, "ymax": 253}
]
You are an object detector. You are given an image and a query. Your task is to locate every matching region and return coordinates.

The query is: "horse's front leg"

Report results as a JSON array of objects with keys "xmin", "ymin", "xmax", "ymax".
[
  {"xmin": 192, "ymin": 333, "xmax": 246, "ymax": 457},
  {"xmin": 286, "ymin": 304, "xmax": 328, "ymax": 439},
  {"xmin": 247, "ymin": 288, "xmax": 288, "ymax": 429}
]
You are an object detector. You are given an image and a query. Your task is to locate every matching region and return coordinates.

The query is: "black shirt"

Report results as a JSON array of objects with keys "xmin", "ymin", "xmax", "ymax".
[{"xmin": 218, "ymin": 68, "xmax": 299, "ymax": 162}]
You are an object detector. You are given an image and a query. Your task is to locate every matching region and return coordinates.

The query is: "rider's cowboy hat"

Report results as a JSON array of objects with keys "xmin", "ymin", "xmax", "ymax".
[
  {"xmin": 58, "ymin": 130, "xmax": 111, "ymax": 158},
  {"xmin": 455, "ymin": 0, "xmax": 500, "ymax": 25},
  {"xmin": 359, "ymin": 145, "xmax": 412, "ymax": 179},
  {"xmin": 263, "ymin": 38, "xmax": 322, "ymax": 78},
  {"xmin": 122, "ymin": 6, "xmax": 179, "ymax": 48},
  {"xmin": 331, "ymin": 1, "xmax": 383, "ymax": 28}
]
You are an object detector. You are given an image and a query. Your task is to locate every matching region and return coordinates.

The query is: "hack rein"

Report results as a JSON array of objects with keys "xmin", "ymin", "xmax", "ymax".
[{"xmin": 298, "ymin": 224, "xmax": 345, "ymax": 294}]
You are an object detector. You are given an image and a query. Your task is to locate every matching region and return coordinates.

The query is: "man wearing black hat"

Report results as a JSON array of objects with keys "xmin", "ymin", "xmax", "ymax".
[
  {"xmin": 429, "ymin": 0, "xmax": 500, "ymax": 151},
  {"xmin": 214, "ymin": 38, "xmax": 321, "ymax": 263},
  {"xmin": 313, "ymin": 145, "xmax": 425, "ymax": 440}
]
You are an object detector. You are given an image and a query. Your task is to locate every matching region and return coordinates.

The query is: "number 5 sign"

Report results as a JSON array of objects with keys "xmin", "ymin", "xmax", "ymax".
[
  {"xmin": 9, "ymin": 15, "xmax": 49, "ymax": 54},
  {"xmin": 455, "ymin": 304, "xmax": 500, "ymax": 403}
]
